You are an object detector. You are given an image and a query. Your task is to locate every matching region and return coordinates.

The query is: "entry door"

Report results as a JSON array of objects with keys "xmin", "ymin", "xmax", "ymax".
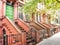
[
  {"xmin": 2, "ymin": 29, "xmax": 7, "ymax": 45},
  {"xmin": 6, "ymin": 3, "xmax": 14, "ymax": 20}
]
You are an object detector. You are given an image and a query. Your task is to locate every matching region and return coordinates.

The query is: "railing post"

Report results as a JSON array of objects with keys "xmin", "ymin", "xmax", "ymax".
[
  {"xmin": 31, "ymin": 29, "xmax": 35, "ymax": 39},
  {"xmin": 21, "ymin": 32, "xmax": 26, "ymax": 45},
  {"xmin": 32, "ymin": 30, "xmax": 37, "ymax": 44},
  {"xmin": 47, "ymin": 29, "xmax": 50, "ymax": 37},
  {"xmin": 36, "ymin": 31, "xmax": 41, "ymax": 43}
]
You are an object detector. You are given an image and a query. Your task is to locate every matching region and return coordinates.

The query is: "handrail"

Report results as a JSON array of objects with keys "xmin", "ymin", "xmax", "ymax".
[
  {"xmin": 2, "ymin": 17, "xmax": 22, "ymax": 33},
  {"xmin": 43, "ymin": 23, "xmax": 52, "ymax": 27},
  {"xmin": 31, "ymin": 21, "xmax": 46, "ymax": 29},
  {"xmin": 19, "ymin": 18, "xmax": 30, "ymax": 29},
  {"xmin": 15, "ymin": 18, "xmax": 30, "ymax": 32},
  {"xmin": 42, "ymin": 23, "xmax": 54, "ymax": 28},
  {"xmin": 41, "ymin": 23, "xmax": 57, "ymax": 30},
  {"xmin": 36, "ymin": 22, "xmax": 47, "ymax": 29},
  {"xmin": 38, "ymin": 22, "xmax": 51, "ymax": 29}
]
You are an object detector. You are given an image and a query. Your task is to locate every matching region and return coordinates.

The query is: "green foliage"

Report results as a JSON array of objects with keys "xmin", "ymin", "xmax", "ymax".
[
  {"xmin": 22, "ymin": 0, "xmax": 42, "ymax": 14},
  {"xmin": 21, "ymin": 0, "xmax": 60, "ymax": 15}
]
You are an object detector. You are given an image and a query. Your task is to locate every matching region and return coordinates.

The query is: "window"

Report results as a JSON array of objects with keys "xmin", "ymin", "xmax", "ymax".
[
  {"xmin": 19, "ymin": 12, "xmax": 23, "ymax": 20},
  {"xmin": 18, "ymin": 6, "xmax": 23, "ymax": 20},
  {"xmin": 25, "ymin": 14, "xmax": 30, "ymax": 21},
  {"xmin": 35, "ymin": 13, "xmax": 41, "ymax": 22}
]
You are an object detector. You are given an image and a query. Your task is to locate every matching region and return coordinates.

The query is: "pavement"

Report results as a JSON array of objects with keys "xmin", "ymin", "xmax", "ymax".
[{"xmin": 37, "ymin": 32, "xmax": 60, "ymax": 45}]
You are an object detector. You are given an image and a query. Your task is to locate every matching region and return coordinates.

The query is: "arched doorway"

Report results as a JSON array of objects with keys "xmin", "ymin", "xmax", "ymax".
[{"xmin": 2, "ymin": 29, "xmax": 8, "ymax": 45}]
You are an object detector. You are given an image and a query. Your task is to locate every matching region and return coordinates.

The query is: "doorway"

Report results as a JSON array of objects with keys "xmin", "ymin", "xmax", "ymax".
[{"xmin": 2, "ymin": 29, "xmax": 7, "ymax": 45}]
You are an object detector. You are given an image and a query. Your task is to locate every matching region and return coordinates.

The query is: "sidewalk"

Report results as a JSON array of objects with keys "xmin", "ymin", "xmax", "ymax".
[{"xmin": 37, "ymin": 32, "xmax": 60, "ymax": 45}]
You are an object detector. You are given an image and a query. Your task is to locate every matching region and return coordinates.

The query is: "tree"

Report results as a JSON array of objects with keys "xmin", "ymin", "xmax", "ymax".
[{"xmin": 21, "ymin": 0, "xmax": 60, "ymax": 14}]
